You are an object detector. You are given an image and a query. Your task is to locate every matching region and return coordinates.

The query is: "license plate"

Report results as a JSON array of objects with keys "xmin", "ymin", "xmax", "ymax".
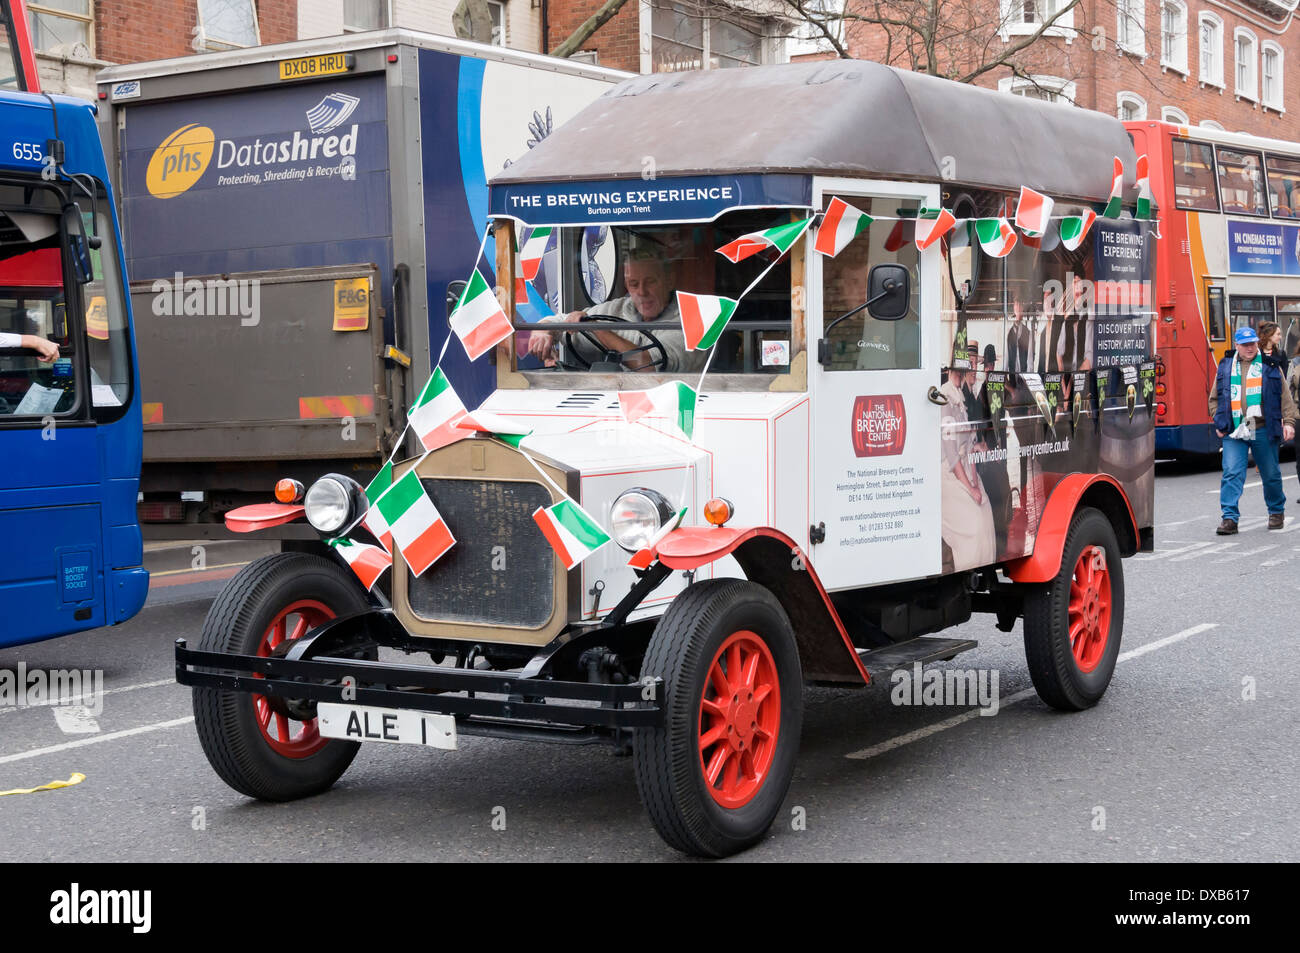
[
  {"xmin": 317, "ymin": 703, "xmax": 457, "ymax": 750},
  {"xmin": 278, "ymin": 53, "xmax": 352, "ymax": 81}
]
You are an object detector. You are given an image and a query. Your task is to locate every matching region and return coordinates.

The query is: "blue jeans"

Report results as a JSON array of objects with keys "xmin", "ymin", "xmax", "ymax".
[{"xmin": 1221, "ymin": 431, "xmax": 1286, "ymax": 521}]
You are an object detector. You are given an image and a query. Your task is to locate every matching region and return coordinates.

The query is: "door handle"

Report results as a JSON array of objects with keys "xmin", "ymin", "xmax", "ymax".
[{"xmin": 927, "ymin": 386, "xmax": 948, "ymax": 405}]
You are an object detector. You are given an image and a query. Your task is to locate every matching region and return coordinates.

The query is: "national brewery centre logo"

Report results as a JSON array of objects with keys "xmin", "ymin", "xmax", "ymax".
[
  {"xmin": 145, "ymin": 92, "xmax": 362, "ymax": 199},
  {"xmin": 851, "ymin": 395, "xmax": 907, "ymax": 457}
]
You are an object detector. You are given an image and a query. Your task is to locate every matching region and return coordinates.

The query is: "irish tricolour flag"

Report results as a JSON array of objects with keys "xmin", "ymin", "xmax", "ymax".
[
  {"xmin": 519, "ymin": 227, "xmax": 552, "ymax": 282},
  {"xmin": 1015, "ymin": 187, "xmax": 1054, "ymax": 237},
  {"xmin": 617, "ymin": 380, "xmax": 697, "ymax": 441},
  {"xmin": 533, "ymin": 499, "xmax": 611, "ymax": 570},
  {"xmin": 1135, "ymin": 154, "xmax": 1152, "ymax": 219},
  {"xmin": 329, "ymin": 537, "xmax": 391, "ymax": 591},
  {"xmin": 1059, "ymin": 210, "xmax": 1097, "ymax": 251},
  {"xmin": 371, "ymin": 468, "xmax": 455, "ymax": 577},
  {"xmin": 1103, "ymin": 157, "xmax": 1125, "ymax": 218},
  {"xmin": 678, "ymin": 291, "xmax": 738, "ymax": 351},
  {"xmin": 627, "ymin": 505, "xmax": 688, "ymax": 570},
  {"xmin": 363, "ymin": 459, "xmax": 394, "ymax": 552},
  {"xmin": 914, "ymin": 208, "xmax": 956, "ymax": 250},
  {"xmin": 974, "ymin": 219, "xmax": 1018, "ymax": 258},
  {"xmin": 814, "ymin": 197, "xmax": 872, "ymax": 258},
  {"xmin": 450, "ymin": 269, "xmax": 513, "ymax": 361},
  {"xmin": 716, "ymin": 217, "xmax": 812, "ymax": 263},
  {"xmin": 410, "ymin": 367, "xmax": 470, "ymax": 452}
]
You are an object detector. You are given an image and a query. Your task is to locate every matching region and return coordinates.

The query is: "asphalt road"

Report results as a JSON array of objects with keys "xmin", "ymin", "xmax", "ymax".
[{"xmin": 2, "ymin": 460, "xmax": 1298, "ymax": 862}]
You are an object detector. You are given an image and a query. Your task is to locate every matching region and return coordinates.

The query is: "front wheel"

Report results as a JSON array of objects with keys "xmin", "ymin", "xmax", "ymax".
[
  {"xmin": 1023, "ymin": 507, "xmax": 1125, "ymax": 711},
  {"xmin": 634, "ymin": 579, "xmax": 803, "ymax": 857},
  {"xmin": 192, "ymin": 552, "xmax": 371, "ymax": 801}
]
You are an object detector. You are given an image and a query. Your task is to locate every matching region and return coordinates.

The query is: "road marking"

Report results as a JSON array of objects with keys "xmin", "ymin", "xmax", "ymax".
[
  {"xmin": 844, "ymin": 624, "xmax": 1219, "ymax": 760},
  {"xmin": 1205, "ymin": 473, "xmax": 1299, "ymax": 493},
  {"xmin": 1259, "ymin": 547, "xmax": 1300, "ymax": 568},
  {"xmin": 1170, "ymin": 541, "xmax": 1236, "ymax": 561},
  {"xmin": 148, "ymin": 564, "xmax": 246, "ymax": 589},
  {"xmin": 52, "ymin": 706, "xmax": 100, "ymax": 735},
  {"xmin": 1133, "ymin": 541, "xmax": 1213, "ymax": 562},
  {"xmin": 149, "ymin": 560, "xmax": 251, "ymax": 578},
  {"xmin": 0, "ymin": 677, "xmax": 174, "ymax": 716},
  {"xmin": 0, "ymin": 717, "xmax": 193, "ymax": 765},
  {"xmin": 1218, "ymin": 544, "xmax": 1279, "ymax": 561}
]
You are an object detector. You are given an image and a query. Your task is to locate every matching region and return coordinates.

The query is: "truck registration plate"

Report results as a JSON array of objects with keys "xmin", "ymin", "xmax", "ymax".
[
  {"xmin": 317, "ymin": 703, "xmax": 457, "ymax": 750},
  {"xmin": 278, "ymin": 53, "xmax": 353, "ymax": 81}
]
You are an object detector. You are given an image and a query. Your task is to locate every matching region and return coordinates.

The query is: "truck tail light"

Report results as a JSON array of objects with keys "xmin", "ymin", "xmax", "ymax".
[{"xmin": 1156, "ymin": 402, "xmax": 1167, "ymax": 417}]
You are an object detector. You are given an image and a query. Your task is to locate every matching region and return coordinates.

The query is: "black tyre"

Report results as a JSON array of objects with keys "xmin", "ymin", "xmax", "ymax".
[
  {"xmin": 1023, "ymin": 507, "xmax": 1125, "ymax": 711},
  {"xmin": 192, "ymin": 552, "xmax": 370, "ymax": 801},
  {"xmin": 634, "ymin": 579, "xmax": 803, "ymax": 857}
]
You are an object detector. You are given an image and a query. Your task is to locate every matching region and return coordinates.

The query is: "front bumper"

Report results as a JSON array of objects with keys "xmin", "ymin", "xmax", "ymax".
[{"xmin": 176, "ymin": 613, "xmax": 663, "ymax": 741}]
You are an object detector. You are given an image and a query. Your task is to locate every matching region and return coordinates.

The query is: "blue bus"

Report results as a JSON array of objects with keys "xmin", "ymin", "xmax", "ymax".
[{"xmin": 1, "ymin": 0, "xmax": 146, "ymax": 647}]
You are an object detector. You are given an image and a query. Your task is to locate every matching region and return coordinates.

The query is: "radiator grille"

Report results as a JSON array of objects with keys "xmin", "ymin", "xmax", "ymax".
[{"xmin": 406, "ymin": 478, "xmax": 555, "ymax": 627}]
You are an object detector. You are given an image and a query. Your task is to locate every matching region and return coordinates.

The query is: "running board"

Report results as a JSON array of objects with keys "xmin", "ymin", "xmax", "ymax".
[{"xmin": 856, "ymin": 637, "xmax": 979, "ymax": 677}]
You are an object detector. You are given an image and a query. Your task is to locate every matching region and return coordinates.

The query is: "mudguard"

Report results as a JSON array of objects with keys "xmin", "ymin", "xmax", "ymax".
[
  {"xmin": 224, "ymin": 502, "xmax": 306, "ymax": 533},
  {"xmin": 1003, "ymin": 473, "xmax": 1139, "ymax": 584}
]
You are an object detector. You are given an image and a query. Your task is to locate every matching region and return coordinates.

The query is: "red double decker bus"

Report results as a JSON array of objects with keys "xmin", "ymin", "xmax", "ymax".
[{"xmin": 1127, "ymin": 120, "xmax": 1300, "ymax": 456}]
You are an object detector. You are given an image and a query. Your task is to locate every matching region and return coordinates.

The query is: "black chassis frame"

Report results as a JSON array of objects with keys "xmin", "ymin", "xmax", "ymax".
[{"xmin": 175, "ymin": 563, "xmax": 674, "ymax": 745}]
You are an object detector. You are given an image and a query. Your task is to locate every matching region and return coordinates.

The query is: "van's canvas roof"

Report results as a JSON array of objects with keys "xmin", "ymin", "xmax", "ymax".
[{"xmin": 492, "ymin": 60, "xmax": 1138, "ymax": 204}]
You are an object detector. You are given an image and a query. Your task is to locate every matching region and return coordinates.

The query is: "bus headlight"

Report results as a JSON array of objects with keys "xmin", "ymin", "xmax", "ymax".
[
  {"xmin": 610, "ymin": 487, "xmax": 673, "ymax": 552},
  {"xmin": 304, "ymin": 477, "xmax": 352, "ymax": 534}
]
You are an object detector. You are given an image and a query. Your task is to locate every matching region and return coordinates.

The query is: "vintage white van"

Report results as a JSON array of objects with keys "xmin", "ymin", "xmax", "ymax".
[{"xmin": 179, "ymin": 60, "xmax": 1156, "ymax": 858}]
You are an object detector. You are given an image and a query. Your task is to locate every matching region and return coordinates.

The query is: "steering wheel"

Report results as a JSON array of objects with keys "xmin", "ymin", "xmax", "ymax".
[{"xmin": 555, "ymin": 314, "xmax": 670, "ymax": 372}]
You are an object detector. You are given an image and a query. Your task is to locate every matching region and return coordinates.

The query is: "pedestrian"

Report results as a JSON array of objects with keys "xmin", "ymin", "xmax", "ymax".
[
  {"xmin": 1210, "ymin": 326, "xmax": 1298, "ymax": 534},
  {"xmin": 1291, "ymin": 345, "xmax": 1300, "ymax": 502},
  {"xmin": 1259, "ymin": 320, "xmax": 1289, "ymax": 375}
]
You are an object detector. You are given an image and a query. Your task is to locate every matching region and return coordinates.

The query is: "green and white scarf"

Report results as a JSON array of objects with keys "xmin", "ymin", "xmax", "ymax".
[{"xmin": 1230, "ymin": 355, "xmax": 1264, "ymax": 430}]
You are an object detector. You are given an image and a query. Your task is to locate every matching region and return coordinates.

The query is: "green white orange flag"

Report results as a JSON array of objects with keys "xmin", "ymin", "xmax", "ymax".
[
  {"xmin": 1059, "ymin": 210, "xmax": 1097, "ymax": 251},
  {"xmin": 1015, "ymin": 186, "xmax": 1054, "ymax": 237},
  {"xmin": 450, "ymin": 269, "xmax": 513, "ymax": 361},
  {"xmin": 716, "ymin": 217, "xmax": 813, "ymax": 263},
  {"xmin": 532, "ymin": 498, "xmax": 611, "ymax": 570},
  {"xmin": 410, "ymin": 367, "xmax": 469, "ymax": 452},
  {"xmin": 329, "ymin": 537, "xmax": 391, "ymax": 591},
  {"xmin": 1135, "ymin": 154, "xmax": 1152, "ymax": 219},
  {"xmin": 372, "ymin": 467, "xmax": 455, "ymax": 577},
  {"xmin": 914, "ymin": 209, "xmax": 956, "ymax": 250},
  {"xmin": 363, "ymin": 459, "xmax": 394, "ymax": 552},
  {"xmin": 678, "ymin": 291, "xmax": 739, "ymax": 350},
  {"xmin": 814, "ymin": 197, "xmax": 872, "ymax": 258},
  {"xmin": 974, "ymin": 218, "xmax": 1018, "ymax": 258},
  {"xmin": 617, "ymin": 380, "xmax": 697, "ymax": 441},
  {"xmin": 1104, "ymin": 157, "xmax": 1124, "ymax": 218},
  {"xmin": 627, "ymin": 505, "xmax": 689, "ymax": 570},
  {"xmin": 454, "ymin": 408, "xmax": 533, "ymax": 445},
  {"xmin": 519, "ymin": 226, "xmax": 552, "ymax": 282}
]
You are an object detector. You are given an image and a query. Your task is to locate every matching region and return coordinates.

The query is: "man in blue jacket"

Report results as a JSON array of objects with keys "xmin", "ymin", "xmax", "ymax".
[{"xmin": 1209, "ymin": 327, "xmax": 1298, "ymax": 534}]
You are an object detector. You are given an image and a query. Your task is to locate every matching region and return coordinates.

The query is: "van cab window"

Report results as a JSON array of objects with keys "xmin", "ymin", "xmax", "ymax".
[{"xmin": 820, "ymin": 195, "xmax": 921, "ymax": 371}]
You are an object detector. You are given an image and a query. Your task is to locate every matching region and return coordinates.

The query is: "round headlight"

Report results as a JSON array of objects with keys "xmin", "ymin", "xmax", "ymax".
[
  {"xmin": 304, "ymin": 478, "xmax": 351, "ymax": 534},
  {"xmin": 610, "ymin": 487, "xmax": 671, "ymax": 552}
]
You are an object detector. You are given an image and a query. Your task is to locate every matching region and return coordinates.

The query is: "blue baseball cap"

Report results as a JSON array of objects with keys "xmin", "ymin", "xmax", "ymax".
[{"xmin": 1235, "ymin": 327, "xmax": 1259, "ymax": 345}]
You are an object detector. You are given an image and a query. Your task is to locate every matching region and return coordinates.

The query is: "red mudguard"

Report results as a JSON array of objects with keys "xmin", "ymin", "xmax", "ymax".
[
  {"xmin": 224, "ymin": 503, "xmax": 306, "ymax": 533},
  {"xmin": 1003, "ymin": 473, "xmax": 1138, "ymax": 583}
]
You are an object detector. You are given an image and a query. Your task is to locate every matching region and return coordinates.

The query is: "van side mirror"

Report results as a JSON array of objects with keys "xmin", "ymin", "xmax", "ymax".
[{"xmin": 866, "ymin": 263, "xmax": 909, "ymax": 320}]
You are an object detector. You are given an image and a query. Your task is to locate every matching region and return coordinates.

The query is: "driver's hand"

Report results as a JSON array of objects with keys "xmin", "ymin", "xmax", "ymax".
[
  {"xmin": 527, "ymin": 328, "xmax": 556, "ymax": 360},
  {"xmin": 26, "ymin": 336, "xmax": 60, "ymax": 363}
]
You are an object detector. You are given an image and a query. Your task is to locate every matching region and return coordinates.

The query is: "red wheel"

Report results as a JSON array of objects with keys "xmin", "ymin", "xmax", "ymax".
[
  {"xmin": 697, "ymin": 631, "xmax": 781, "ymax": 809},
  {"xmin": 1024, "ymin": 508, "xmax": 1124, "ymax": 711},
  {"xmin": 193, "ymin": 553, "xmax": 371, "ymax": 801},
  {"xmin": 252, "ymin": 599, "xmax": 335, "ymax": 758},
  {"xmin": 635, "ymin": 580, "xmax": 803, "ymax": 857},
  {"xmin": 1068, "ymin": 546, "xmax": 1111, "ymax": 674}
]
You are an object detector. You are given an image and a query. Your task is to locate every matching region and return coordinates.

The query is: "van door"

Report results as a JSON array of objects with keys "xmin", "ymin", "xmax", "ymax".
[{"xmin": 809, "ymin": 180, "xmax": 943, "ymax": 590}]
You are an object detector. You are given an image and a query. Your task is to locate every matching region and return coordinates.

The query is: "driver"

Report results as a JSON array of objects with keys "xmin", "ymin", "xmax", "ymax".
[
  {"xmin": 0, "ymin": 331, "xmax": 60, "ymax": 362},
  {"xmin": 526, "ymin": 249, "xmax": 690, "ymax": 372}
]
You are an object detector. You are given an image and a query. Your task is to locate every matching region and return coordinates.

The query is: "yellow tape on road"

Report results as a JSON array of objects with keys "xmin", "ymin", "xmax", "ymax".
[{"xmin": 0, "ymin": 772, "xmax": 85, "ymax": 796}]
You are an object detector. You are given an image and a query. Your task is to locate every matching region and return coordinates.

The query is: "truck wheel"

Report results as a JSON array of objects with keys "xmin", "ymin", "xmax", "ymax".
[
  {"xmin": 193, "ymin": 553, "xmax": 370, "ymax": 801},
  {"xmin": 634, "ymin": 579, "xmax": 802, "ymax": 857},
  {"xmin": 1023, "ymin": 507, "xmax": 1124, "ymax": 711}
]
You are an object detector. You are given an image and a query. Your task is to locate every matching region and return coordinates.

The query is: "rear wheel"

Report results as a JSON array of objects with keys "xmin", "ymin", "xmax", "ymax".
[
  {"xmin": 193, "ymin": 553, "xmax": 370, "ymax": 801},
  {"xmin": 634, "ymin": 579, "xmax": 802, "ymax": 857},
  {"xmin": 1023, "ymin": 508, "xmax": 1124, "ymax": 711}
]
